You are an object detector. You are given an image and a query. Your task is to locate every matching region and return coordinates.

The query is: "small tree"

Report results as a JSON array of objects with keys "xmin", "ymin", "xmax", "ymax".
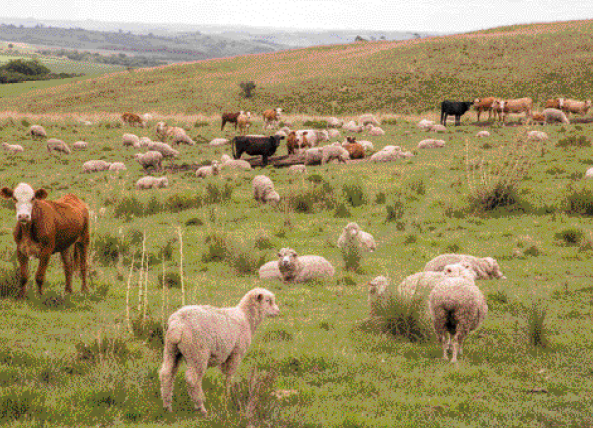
[{"xmin": 239, "ymin": 81, "xmax": 256, "ymax": 98}]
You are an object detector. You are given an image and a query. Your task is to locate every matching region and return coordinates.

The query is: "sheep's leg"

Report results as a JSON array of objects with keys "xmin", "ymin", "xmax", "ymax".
[
  {"xmin": 159, "ymin": 349, "xmax": 182, "ymax": 412},
  {"xmin": 220, "ymin": 352, "xmax": 244, "ymax": 412},
  {"xmin": 184, "ymin": 349, "xmax": 210, "ymax": 416}
]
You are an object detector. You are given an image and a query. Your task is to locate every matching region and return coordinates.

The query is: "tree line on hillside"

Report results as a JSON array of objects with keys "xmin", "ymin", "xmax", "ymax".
[
  {"xmin": 0, "ymin": 58, "xmax": 82, "ymax": 84},
  {"xmin": 36, "ymin": 49, "xmax": 167, "ymax": 68}
]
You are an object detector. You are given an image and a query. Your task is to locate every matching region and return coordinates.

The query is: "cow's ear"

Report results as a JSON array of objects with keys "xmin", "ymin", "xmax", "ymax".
[
  {"xmin": 34, "ymin": 189, "xmax": 48, "ymax": 200},
  {"xmin": 0, "ymin": 187, "xmax": 14, "ymax": 199}
]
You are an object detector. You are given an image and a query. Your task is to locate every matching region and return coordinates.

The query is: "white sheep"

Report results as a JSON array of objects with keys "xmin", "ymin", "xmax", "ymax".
[
  {"xmin": 29, "ymin": 125, "xmax": 47, "ymax": 139},
  {"xmin": 259, "ymin": 247, "xmax": 335, "ymax": 283},
  {"xmin": 337, "ymin": 222, "xmax": 376, "ymax": 253},
  {"xmin": 321, "ymin": 144, "xmax": 350, "ymax": 164},
  {"xmin": 156, "ymin": 122, "xmax": 195, "ymax": 145},
  {"xmin": 542, "ymin": 108, "xmax": 570, "ymax": 124},
  {"xmin": 428, "ymin": 265, "xmax": 488, "ymax": 363},
  {"xmin": 417, "ymin": 119, "xmax": 434, "ymax": 131},
  {"xmin": 82, "ymin": 160, "xmax": 111, "ymax": 173},
  {"xmin": 585, "ymin": 167, "xmax": 593, "ymax": 179},
  {"xmin": 108, "ymin": 162, "xmax": 127, "ymax": 172},
  {"xmin": 136, "ymin": 176, "xmax": 169, "ymax": 190},
  {"xmin": 367, "ymin": 276, "xmax": 391, "ymax": 316},
  {"xmin": 159, "ymin": 288, "xmax": 279, "ymax": 415},
  {"xmin": 327, "ymin": 117, "xmax": 343, "ymax": 128},
  {"xmin": 46, "ymin": 138, "xmax": 71, "ymax": 155},
  {"xmin": 147, "ymin": 141, "xmax": 179, "ymax": 158},
  {"xmin": 430, "ymin": 124, "xmax": 447, "ymax": 133},
  {"xmin": 142, "ymin": 113, "xmax": 153, "ymax": 123},
  {"xmin": 288, "ymin": 164, "xmax": 307, "ymax": 174},
  {"xmin": 424, "ymin": 253, "xmax": 506, "ymax": 280},
  {"xmin": 209, "ymin": 138, "xmax": 230, "ymax": 147},
  {"xmin": 343, "ymin": 121, "xmax": 363, "ymax": 133},
  {"xmin": 195, "ymin": 161, "xmax": 221, "ymax": 178},
  {"xmin": 220, "ymin": 154, "xmax": 252, "ymax": 170},
  {"xmin": 366, "ymin": 125, "xmax": 385, "ymax": 136},
  {"xmin": 303, "ymin": 147, "xmax": 323, "ymax": 165},
  {"xmin": 476, "ymin": 130, "xmax": 490, "ymax": 138},
  {"xmin": 136, "ymin": 136, "xmax": 153, "ymax": 148},
  {"xmin": 1, "ymin": 143, "xmax": 24, "ymax": 153},
  {"xmin": 526, "ymin": 131, "xmax": 548, "ymax": 142},
  {"xmin": 252, "ymin": 175, "xmax": 280, "ymax": 205},
  {"xmin": 370, "ymin": 146, "xmax": 413, "ymax": 162},
  {"xmin": 359, "ymin": 114, "xmax": 380, "ymax": 126},
  {"xmin": 418, "ymin": 139, "xmax": 445, "ymax": 149},
  {"xmin": 328, "ymin": 129, "xmax": 341, "ymax": 139},
  {"xmin": 122, "ymin": 133, "xmax": 140, "ymax": 147},
  {"xmin": 135, "ymin": 151, "xmax": 163, "ymax": 172},
  {"xmin": 73, "ymin": 141, "xmax": 88, "ymax": 150}
]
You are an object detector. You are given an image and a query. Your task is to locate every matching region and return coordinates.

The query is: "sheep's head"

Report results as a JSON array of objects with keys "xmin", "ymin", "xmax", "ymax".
[
  {"xmin": 278, "ymin": 248, "xmax": 298, "ymax": 271},
  {"xmin": 368, "ymin": 276, "xmax": 389, "ymax": 297},
  {"xmin": 443, "ymin": 262, "xmax": 476, "ymax": 281},
  {"xmin": 240, "ymin": 288, "xmax": 280, "ymax": 321},
  {"xmin": 344, "ymin": 222, "xmax": 361, "ymax": 238},
  {"xmin": 158, "ymin": 177, "xmax": 169, "ymax": 188},
  {"xmin": 265, "ymin": 190, "xmax": 280, "ymax": 205},
  {"xmin": 484, "ymin": 257, "xmax": 506, "ymax": 280}
]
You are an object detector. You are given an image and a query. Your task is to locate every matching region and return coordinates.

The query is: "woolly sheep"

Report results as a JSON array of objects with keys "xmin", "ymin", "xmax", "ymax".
[
  {"xmin": 195, "ymin": 161, "xmax": 221, "ymax": 178},
  {"xmin": 135, "ymin": 151, "xmax": 164, "ymax": 171},
  {"xmin": 526, "ymin": 131, "xmax": 548, "ymax": 142},
  {"xmin": 585, "ymin": 167, "xmax": 593, "ymax": 179},
  {"xmin": 220, "ymin": 154, "xmax": 252, "ymax": 170},
  {"xmin": 367, "ymin": 125, "xmax": 386, "ymax": 136},
  {"xmin": 476, "ymin": 130, "xmax": 490, "ymax": 137},
  {"xmin": 108, "ymin": 162, "xmax": 127, "ymax": 172},
  {"xmin": 359, "ymin": 114, "xmax": 380, "ymax": 126},
  {"xmin": 428, "ymin": 268, "xmax": 488, "ymax": 363},
  {"xmin": 252, "ymin": 175, "xmax": 280, "ymax": 205},
  {"xmin": 46, "ymin": 139, "xmax": 71, "ymax": 155},
  {"xmin": 321, "ymin": 145, "xmax": 350, "ymax": 165},
  {"xmin": 122, "ymin": 133, "xmax": 139, "ymax": 147},
  {"xmin": 288, "ymin": 164, "xmax": 307, "ymax": 173},
  {"xmin": 424, "ymin": 253, "xmax": 506, "ymax": 280},
  {"xmin": 147, "ymin": 141, "xmax": 179, "ymax": 158},
  {"xmin": 304, "ymin": 147, "xmax": 323, "ymax": 165},
  {"xmin": 209, "ymin": 138, "xmax": 230, "ymax": 147},
  {"xmin": 542, "ymin": 108, "xmax": 570, "ymax": 124},
  {"xmin": 1, "ymin": 143, "xmax": 24, "ymax": 153},
  {"xmin": 337, "ymin": 222, "xmax": 376, "ymax": 253},
  {"xmin": 73, "ymin": 141, "xmax": 88, "ymax": 150},
  {"xmin": 370, "ymin": 146, "xmax": 413, "ymax": 162},
  {"xmin": 259, "ymin": 247, "xmax": 335, "ymax": 283},
  {"xmin": 417, "ymin": 119, "xmax": 434, "ymax": 131},
  {"xmin": 136, "ymin": 176, "xmax": 169, "ymax": 190},
  {"xmin": 343, "ymin": 121, "xmax": 363, "ymax": 133},
  {"xmin": 82, "ymin": 160, "xmax": 111, "ymax": 173},
  {"xmin": 142, "ymin": 113, "xmax": 153, "ymax": 123},
  {"xmin": 136, "ymin": 137, "xmax": 153, "ymax": 148},
  {"xmin": 159, "ymin": 288, "xmax": 279, "ymax": 415},
  {"xmin": 430, "ymin": 124, "xmax": 447, "ymax": 133},
  {"xmin": 328, "ymin": 129, "xmax": 341, "ymax": 139},
  {"xmin": 367, "ymin": 276, "xmax": 391, "ymax": 316},
  {"xmin": 418, "ymin": 139, "xmax": 445, "ymax": 149},
  {"xmin": 327, "ymin": 117, "xmax": 343, "ymax": 128},
  {"xmin": 156, "ymin": 122, "xmax": 195, "ymax": 145},
  {"xmin": 29, "ymin": 125, "xmax": 47, "ymax": 139}
]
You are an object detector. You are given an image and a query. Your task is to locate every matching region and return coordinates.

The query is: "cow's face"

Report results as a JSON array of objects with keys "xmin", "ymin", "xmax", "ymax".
[{"xmin": 1, "ymin": 183, "xmax": 47, "ymax": 224}]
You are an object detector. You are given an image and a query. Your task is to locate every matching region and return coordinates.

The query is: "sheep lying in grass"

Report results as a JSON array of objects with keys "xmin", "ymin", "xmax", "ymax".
[
  {"xmin": 83, "ymin": 160, "xmax": 111, "ymax": 173},
  {"xmin": 327, "ymin": 117, "xmax": 343, "ymax": 128},
  {"xmin": 159, "ymin": 288, "xmax": 280, "ymax": 415},
  {"xmin": 47, "ymin": 138, "xmax": 71, "ymax": 155},
  {"xmin": 259, "ymin": 248, "xmax": 335, "ymax": 283},
  {"xmin": 220, "ymin": 154, "xmax": 252, "ymax": 170},
  {"xmin": 196, "ymin": 161, "xmax": 221, "ymax": 178},
  {"xmin": 328, "ymin": 129, "xmax": 341, "ymax": 139},
  {"xmin": 343, "ymin": 121, "xmax": 363, "ymax": 133},
  {"xmin": 108, "ymin": 162, "xmax": 126, "ymax": 172},
  {"xmin": 428, "ymin": 263, "xmax": 488, "ymax": 363},
  {"xmin": 424, "ymin": 253, "xmax": 506, "ymax": 280},
  {"xmin": 430, "ymin": 124, "xmax": 446, "ymax": 133},
  {"xmin": 1, "ymin": 143, "xmax": 24, "ymax": 153},
  {"xmin": 366, "ymin": 125, "xmax": 385, "ymax": 136},
  {"xmin": 209, "ymin": 138, "xmax": 229, "ymax": 147},
  {"xmin": 370, "ymin": 146, "xmax": 413, "ymax": 162},
  {"xmin": 304, "ymin": 147, "xmax": 323, "ymax": 165},
  {"xmin": 122, "ymin": 133, "xmax": 139, "ymax": 147},
  {"xmin": 337, "ymin": 222, "xmax": 376, "ymax": 252},
  {"xmin": 253, "ymin": 175, "xmax": 280, "ymax": 205},
  {"xmin": 417, "ymin": 119, "xmax": 434, "ymax": 131},
  {"xmin": 476, "ymin": 130, "xmax": 490, "ymax": 137},
  {"xmin": 135, "ymin": 151, "xmax": 163, "ymax": 172},
  {"xmin": 136, "ymin": 176, "xmax": 169, "ymax": 190},
  {"xmin": 288, "ymin": 164, "xmax": 307, "ymax": 173},
  {"xmin": 29, "ymin": 125, "xmax": 47, "ymax": 139},
  {"xmin": 585, "ymin": 167, "xmax": 593, "ymax": 179},
  {"xmin": 73, "ymin": 141, "xmax": 88, "ymax": 150},
  {"xmin": 527, "ymin": 131, "xmax": 548, "ymax": 142},
  {"xmin": 418, "ymin": 139, "xmax": 445, "ymax": 149}
]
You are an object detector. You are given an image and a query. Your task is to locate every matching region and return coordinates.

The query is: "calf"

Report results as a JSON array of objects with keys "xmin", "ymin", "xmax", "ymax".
[
  {"xmin": 440, "ymin": 100, "xmax": 473, "ymax": 126},
  {"xmin": 286, "ymin": 131, "xmax": 298, "ymax": 155},
  {"xmin": 122, "ymin": 112, "xmax": 145, "ymax": 127},
  {"xmin": 473, "ymin": 97, "xmax": 499, "ymax": 122},
  {"xmin": 232, "ymin": 135, "xmax": 285, "ymax": 166},
  {"xmin": 1, "ymin": 183, "xmax": 89, "ymax": 298},
  {"xmin": 221, "ymin": 111, "xmax": 243, "ymax": 131},
  {"xmin": 262, "ymin": 108, "xmax": 282, "ymax": 130}
]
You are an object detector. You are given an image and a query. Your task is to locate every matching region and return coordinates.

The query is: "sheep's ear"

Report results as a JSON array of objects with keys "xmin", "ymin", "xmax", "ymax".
[
  {"xmin": 0, "ymin": 187, "xmax": 14, "ymax": 199},
  {"xmin": 34, "ymin": 189, "xmax": 48, "ymax": 200}
]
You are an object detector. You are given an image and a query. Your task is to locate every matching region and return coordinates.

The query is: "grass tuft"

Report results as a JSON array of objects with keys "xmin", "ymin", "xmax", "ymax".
[{"xmin": 527, "ymin": 301, "xmax": 548, "ymax": 347}]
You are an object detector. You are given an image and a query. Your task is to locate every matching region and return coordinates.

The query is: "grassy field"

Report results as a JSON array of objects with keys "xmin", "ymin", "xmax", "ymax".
[
  {"xmin": 1, "ymin": 19, "xmax": 593, "ymax": 115},
  {"xmin": 1, "ymin": 111, "xmax": 593, "ymax": 427}
]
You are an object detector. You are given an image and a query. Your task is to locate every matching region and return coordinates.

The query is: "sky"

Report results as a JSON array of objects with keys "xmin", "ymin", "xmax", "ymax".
[{"xmin": 2, "ymin": 0, "xmax": 593, "ymax": 33}]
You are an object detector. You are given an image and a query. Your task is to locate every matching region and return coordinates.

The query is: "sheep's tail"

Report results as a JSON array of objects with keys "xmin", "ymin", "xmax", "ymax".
[{"xmin": 163, "ymin": 323, "xmax": 184, "ymax": 359}]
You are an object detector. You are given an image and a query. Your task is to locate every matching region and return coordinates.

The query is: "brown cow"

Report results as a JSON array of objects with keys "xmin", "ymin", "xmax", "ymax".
[
  {"xmin": 286, "ymin": 131, "xmax": 298, "ymax": 155},
  {"xmin": 544, "ymin": 98, "xmax": 566, "ymax": 110},
  {"xmin": 0, "ymin": 183, "xmax": 89, "ymax": 298},
  {"xmin": 262, "ymin": 108, "xmax": 282, "ymax": 130},
  {"xmin": 562, "ymin": 99, "xmax": 592, "ymax": 115},
  {"xmin": 473, "ymin": 97, "xmax": 500, "ymax": 122},
  {"xmin": 492, "ymin": 98, "xmax": 533, "ymax": 123},
  {"xmin": 121, "ymin": 112, "xmax": 146, "ymax": 127},
  {"xmin": 221, "ymin": 111, "xmax": 242, "ymax": 131}
]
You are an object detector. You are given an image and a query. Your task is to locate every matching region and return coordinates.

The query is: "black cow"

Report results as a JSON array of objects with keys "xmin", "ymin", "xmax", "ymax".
[
  {"xmin": 232, "ymin": 135, "xmax": 285, "ymax": 165},
  {"xmin": 440, "ymin": 100, "xmax": 474, "ymax": 126}
]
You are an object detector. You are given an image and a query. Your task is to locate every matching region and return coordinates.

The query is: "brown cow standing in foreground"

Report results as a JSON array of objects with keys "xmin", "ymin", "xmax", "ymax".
[{"xmin": 1, "ymin": 183, "xmax": 90, "ymax": 298}]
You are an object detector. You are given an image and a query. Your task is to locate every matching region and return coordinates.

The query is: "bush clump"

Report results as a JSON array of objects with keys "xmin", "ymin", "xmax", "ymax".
[
  {"xmin": 302, "ymin": 120, "xmax": 328, "ymax": 129},
  {"xmin": 565, "ymin": 183, "xmax": 593, "ymax": 216},
  {"xmin": 556, "ymin": 134, "xmax": 591, "ymax": 148},
  {"xmin": 343, "ymin": 183, "xmax": 367, "ymax": 207}
]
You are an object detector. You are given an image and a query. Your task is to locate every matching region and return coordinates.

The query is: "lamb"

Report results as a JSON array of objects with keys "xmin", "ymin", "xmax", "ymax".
[
  {"xmin": 359, "ymin": 114, "xmax": 380, "ymax": 127},
  {"xmin": 288, "ymin": 164, "xmax": 307, "ymax": 173},
  {"xmin": 82, "ymin": 160, "xmax": 112, "ymax": 173},
  {"xmin": 136, "ymin": 176, "xmax": 169, "ymax": 190},
  {"xmin": 424, "ymin": 253, "xmax": 506, "ymax": 280},
  {"xmin": 122, "ymin": 133, "xmax": 140, "ymax": 147},
  {"xmin": 135, "ymin": 151, "xmax": 163, "ymax": 172},
  {"xmin": 542, "ymin": 108, "xmax": 570, "ymax": 124},
  {"xmin": 46, "ymin": 139, "xmax": 71, "ymax": 155},
  {"xmin": 159, "ymin": 288, "xmax": 279, "ymax": 415},
  {"xmin": 321, "ymin": 144, "xmax": 350, "ymax": 165},
  {"xmin": 209, "ymin": 138, "xmax": 230, "ymax": 147},
  {"xmin": 142, "ymin": 113, "xmax": 153, "ymax": 123},
  {"xmin": 29, "ymin": 125, "xmax": 47, "ymax": 139},
  {"xmin": 220, "ymin": 154, "xmax": 252, "ymax": 170},
  {"xmin": 258, "ymin": 247, "xmax": 335, "ymax": 283},
  {"xmin": 73, "ymin": 141, "xmax": 88, "ymax": 150},
  {"xmin": 195, "ymin": 161, "xmax": 221, "ymax": 178},
  {"xmin": 428, "ymin": 265, "xmax": 488, "ymax": 363},
  {"xmin": 252, "ymin": 175, "xmax": 280, "ymax": 205},
  {"xmin": 476, "ymin": 130, "xmax": 490, "ymax": 138},
  {"xmin": 303, "ymin": 147, "xmax": 323, "ymax": 165},
  {"xmin": 337, "ymin": 222, "xmax": 376, "ymax": 252},
  {"xmin": 327, "ymin": 117, "xmax": 343, "ymax": 128},
  {"xmin": 156, "ymin": 122, "xmax": 195, "ymax": 145},
  {"xmin": 1, "ymin": 143, "xmax": 24, "ymax": 153},
  {"xmin": 147, "ymin": 141, "xmax": 179, "ymax": 158},
  {"xmin": 418, "ymin": 139, "xmax": 445, "ymax": 149},
  {"xmin": 108, "ymin": 162, "xmax": 127, "ymax": 172}
]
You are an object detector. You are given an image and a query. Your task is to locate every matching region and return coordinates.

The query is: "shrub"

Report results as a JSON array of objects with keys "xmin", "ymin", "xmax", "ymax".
[
  {"xmin": 303, "ymin": 120, "xmax": 328, "ymax": 128},
  {"xmin": 239, "ymin": 81, "xmax": 256, "ymax": 98},
  {"xmin": 333, "ymin": 202, "xmax": 351, "ymax": 218},
  {"xmin": 204, "ymin": 182, "xmax": 233, "ymax": 204},
  {"xmin": 131, "ymin": 316, "xmax": 164, "ymax": 347},
  {"xmin": 555, "ymin": 227, "xmax": 584, "ymax": 246},
  {"xmin": 202, "ymin": 233, "xmax": 228, "ymax": 263},
  {"xmin": 556, "ymin": 134, "xmax": 591, "ymax": 148},
  {"xmin": 527, "ymin": 301, "xmax": 548, "ymax": 347},
  {"xmin": 343, "ymin": 184, "xmax": 367, "ymax": 207},
  {"xmin": 289, "ymin": 181, "xmax": 335, "ymax": 213},
  {"xmin": 185, "ymin": 217, "xmax": 203, "ymax": 227},
  {"xmin": 231, "ymin": 368, "xmax": 280, "ymax": 426},
  {"xmin": 165, "ymin": 192, "xmax": 201, "ymax": 212},
  {"xmin": 75, "ymin": 333, "xmax": 130, "ymax": 363},
  {"xmin": 386, "ymin": 196, "xmax": 405, "ymax": 223},
  {"xmin": 226, "ymin": 239, "xmax": 266, "ymax": 275},
  {"xmin": 340, "ymin": 236, "xmax": 363, "ymax": 272},
  {"xmin": 565, "ymin": 183, "xmax": 593, "ymax": 216},
  {"xmin": 194, "ymin": 120, "xmax": 210, "ymax": 127},
  {"xmin": 93, "ymin": 232, "xmax": 129, "ymax": 264},
  {"xmin": 0, "ymin": 261, "xmax": 19, "ymax": 299},
  {"xmin": 158, "ymin": 271, "xmax": 181, "ymax": 288},
  {"xmin": 375, "ymin": 191, "xmax": 386, "ymax": 204},
  {"xmin": 406, "ymin": 177, "xmax": 426, "ymax": 196}
]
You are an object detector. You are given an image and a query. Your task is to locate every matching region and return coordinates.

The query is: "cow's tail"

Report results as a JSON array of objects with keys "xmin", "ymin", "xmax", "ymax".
[{"xmin": 221, "ymin": 119, "xmax": 226, "ymax": 131}]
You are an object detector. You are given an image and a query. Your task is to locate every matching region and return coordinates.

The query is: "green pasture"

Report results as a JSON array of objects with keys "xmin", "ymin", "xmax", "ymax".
[{"xmin": 1, "ymin": 113, "xmax": 593, "ymax": 427}]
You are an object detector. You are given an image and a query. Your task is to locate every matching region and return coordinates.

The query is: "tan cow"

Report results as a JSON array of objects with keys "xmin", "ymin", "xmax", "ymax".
[
  {"xmin": 492, "ymin": 98, "xmax": 533, "ymax": 123},
  {"xmin": 544, "ymin": 98, "xmax": 567, "ymax": 110},
  {"xmin": 473, "ymin": 97, "xmax": 500, "ymax": 122},
  {"xmin": 562, "ymin": 99, "xmax": 592, "ymax": 115},
  {"xmin": 262, "ymin": 108, "xmax": 282, "ymax": 130}
]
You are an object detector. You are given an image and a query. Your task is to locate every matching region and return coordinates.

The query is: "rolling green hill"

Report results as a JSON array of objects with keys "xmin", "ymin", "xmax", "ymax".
[{"xmin": 2, "ymin": 19, "xmax": 593, "ymax": 114}]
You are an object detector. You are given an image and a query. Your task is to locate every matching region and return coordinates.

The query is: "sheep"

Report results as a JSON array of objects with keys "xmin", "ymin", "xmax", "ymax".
[
  {"xmin": 209, "ymin": 138, "xmax": 230, "ymax": 147},
  {"xmin": 428, "ymin": 266, "xmax": 488, "ymax": 363},
  {"xmin": 147, "ymin": 141, "xmax": 179, "ymax": 158},
  {"xmin": 304, "ymin": 147, "xmax": 324, "ymax": 165},
  {"xmin": 418, "ymin": 139, "xmax": 445, "ymax": 149},
  {"xmin": 366, "ymin": 125, "xmax": 386, "ymax": 136},
  {"xmin": 328, "ymin": 129, "xmax": 341, "ymax": 139},
  {"xmin": 359, "ymin": 114, "xmax": 380, "ymax": 126},
  {"xmin": 134, "ymin": 137, "xmax": 153, "ymax": 149},
  {"xmin": 46, "ymin": 139, "xmax": 71, "ymax": 155},
  {"xmin": 430, "ymin": 124, "xmax": 447, "ymax": 133},
  {"xmin": 220, "ymin": 154, "xmax": 252, "ymax": 170},
  {"xmin": 1, "ymin": 143, "xmax": 24, "ymax": 153},
  {"xmin": 122, "ymin": 133, "xmax": 140, "ymax": 147},
  {"xmin": 135, "ymin": 151, "xmax": 163, "ymax": 172},
  {"xmin": 159, "ymin": 288, "xmax": 279, "ymax": 415},
  {"xmin": 136, "ymin": 176, "xmax": 169, "ymax": 190},
  {"xmin": 82, "ymin": 160, "xmax": 112, "ymax": 173},
  {"xmin": 108, "ymin": 162, "xmax": 127, "ymax": 172},
  {"xmin": 73, "ymin": 141, "xmax": 88, "ymax": 150},
  {"xmin": 29, "ymin": 125, "xmax": 47, "ymax": 139},
  {"xmin": 585, "ymin": 167, "xmax": 593, "ymax": 179},
  {"xmin": 288, "ymin": 164, "xmax": 307, "ymax": 173},
  {"xmin": 321, "ymin": 144, "xmax": 350, "ymax": 165},
  {"xmin": 252, "ymin": 175, "xmax": 280, "ymax": 205},
  {"xmin": 424, "ymin": 253, "xmax": 506, "ymax": 280},
  {"xmin": 142, "ymin": 113, "xmax": 153, "ymax": 123},
  {"xmin": 337, "ymin": 222, "xmax": 376, "ymax": 252},
  {"xmin": 156, "ymin": 122, "xmax": 195, "ymax": 145},
  {"xmin": 476, "ymin": 130, "xmax": 490, "ymax": 138},
  {"xmin": 327, "ymin": 117, "xmax": 343, "ymax": 128},
  {"xmin": 542, "ymin": 108, "xmax": 570, "ymax": 124},
  {"xmin": 367, "ymin": 276, "xmax": 391, "ymax": 316},
  {"xmin": 258, "ymin": 247, "xmax": 335, "ymax": 283},
  {"xmin": 343, "ymin": 120, "xmax": 363, "ymax": 133},
  {"xmin": 357, "ymin": 140, "xmax": 374, "ymax": 152},
  {"xmin": 195, "ymin": 161, "xmax": 221, "ymax": 178},
  {"xmin": 526, "ymin": 131, "xmax": 548, "ymax": 142},
  {"xmin": 417, "ymin": 119, "xmax": 434, "ymax": 131},
  {"xmin": 370, "ymin": 146, "xmax": 413, "ymax": 162}
]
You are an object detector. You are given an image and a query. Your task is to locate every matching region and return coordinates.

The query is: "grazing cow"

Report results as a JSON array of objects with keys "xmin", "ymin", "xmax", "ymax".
[
  {"xmin": 121, "ymin": 112, "xmax": 146, "ymax": 127},
  {"xmin": 221, "ymin": 111, "xmax": 243, "ymax": 131},
  {"xmin": 232, "ymin": 135, "xmax": 285, "ymax": 166},
  {"xmin": 440, "ymin": 100, "xmax": 474, "ymax": 126},
  {"xmin": 0, "ymin": 183, "xmax": 89, "ymax": 298},
  {"xmin": 262, "ymin": 108, "xmax": 282, "ymax": 130},
  {"xmin": 473, "ymin": 97, "xmax": 500, "ymax": 122},
  {"xmin": 492, "ymin": 98, "xmax": 533, "ymax": 123},
  {"xmin": 562, "ymin": 99, "xmax": 592, "ymax": 115}
]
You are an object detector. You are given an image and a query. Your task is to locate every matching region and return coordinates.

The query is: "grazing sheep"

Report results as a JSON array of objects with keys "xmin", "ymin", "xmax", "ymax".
[
  {"xmin": 159, "ymin": 288, "xmax": 279, "ymax": 415},
  {"xmin": 46, "ymin": 139, "xmax": 71, "ymax": 155},
  {"xmin": 370, "ymin": 146, "xmax": 413, "ymax": 162},
  {"xmin": 327, "ymin": 117, "xmax": 343, "ymax": 128},
  {"xmin": 288, "ymin": 164, "xmax": 307, "ymax": 173},
  {"xmin": 29, "ymin": 125, "xmax": 47, "ymax": 139},
  {"xmin": 209, "ymin": 138, "xmax": 230, "ymax": 147},
  {"xmin": 424, "ymin": 253, "xmax": 506, "ymax": 280},
  {"xmin": 156, "ymin": 122, "xmax": 195, "ymax": 145},
  {"xmin": 220, "ymin": 154, "xmax": 252, "ymax": 170},
  {"xmin": 259, "ymin": 247, "xmax": 335, "ymax": 283},
  {"xmin": 542, "ymin": 108, "xmax": 570, "ymax": 124},
  {"xmin": 122, "ymin": 133, "xmax": 140, "ymax": 147},
  {"xmin": 367, "ymin": 125, "xmax": 386, "ymax": 136},
  {"xmin": 134, "ymin": 137, "xmax": 153, "ymax": 149},
  {"xmin": 147, "ymin": 141, "xmax": 179, "ymax": 158},
  {"xmin": 417, "ymin": 119, "xmax": 434, "ymax": 131},
  {"xmin": 418, "ymin": 139, "xmax": 445, "ymax": 149},
  {"xmin": 1, "ymin": 143, "xmax": 24, "ymax": 153},
  {"xmin": 476, "ymin": 130, "xmax": 490, "ymax": 138},
  {"xmin": 343, "ymin": 121, "xmax": 363, "ymax": 133},
  {"xmin": 108, "ymin": 162, "xmax": 127, "ymax": 172},
  {"xmin": 73, "ymin": 141, "xmax": 88, "ymax": 150},
  {"xmin": 337, "ymin": 222, "xmax": 376, "ymax": 252},
  {"xmin": 136, "ymin": 176, "xmax": 169, "ymax": 190},
  {"xmin": 135, "ymin": 151, "xmax": 164, "ymax": 172},
  {"xmin": 526, "ymin": 131, "xmax": 548, "ymax": 142},
  {"xmin": 82, "ymin": 160, "xmax": 111, "ymax": 173},
  {"xmin": 195, "ymin": 161, "xmax": 221, "ymax": 178},
  {"xmin": 321, "ymin": 144, "xmax": 350, "ymax": 165},
  {"xmin": 304, "ymin": 147, "xmax": 323, "ymax": 165},
  {"xmin": 428, "ymin": 267, "xmax": 488, "ymax": 363},
  {"xmin": 252, "ymin": 175, "xmax": 280, "ymax": 205}
]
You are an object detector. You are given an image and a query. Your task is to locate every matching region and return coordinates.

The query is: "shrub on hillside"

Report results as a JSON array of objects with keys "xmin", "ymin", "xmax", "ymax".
[
  {"xmin": 565, "ymin": 182, "xmax": 593, "ymax": 216},
  {"xmin": 343, "ymin": 184, "xmax": 367, "ymax": 207},
  {"xmin": 302, "ymin": 120, "xmax": 328, "ymax": 129},
  {"xmin": 289, "ymin": 181, "xmax": 335, "ymax": 213},
  {"xmin": 0, "ymin": 261, "xmax": 19, "ymax": 299},
  {"xmin": 556, "ymin": 134, "xmax": 591, "ymax": 148}
]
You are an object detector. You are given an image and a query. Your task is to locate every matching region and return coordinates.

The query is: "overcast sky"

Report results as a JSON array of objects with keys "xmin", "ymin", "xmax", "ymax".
[{"xmin": 2, "ymin": 0, "xmax": 593, "ymax": 33}]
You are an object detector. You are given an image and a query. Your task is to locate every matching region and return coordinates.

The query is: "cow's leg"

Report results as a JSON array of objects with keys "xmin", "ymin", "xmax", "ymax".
[
  {"xmin": 35, "ymin": 249, "xmax": 52, "ymax": 296},
  {"xmin": 79, "ymin": 241, "xmax": 89, "ymax": 293},
  {"xmin": 455, "ymin": 115, "xmax": 460, "ymax": 126},
  {"xmin": 60, "ymin": 247, "xmax": 74, "ymax": 294},
  {"xmin": 262, "ymin": 155, "xmax": 268, "ymax": 166},
  {"xmin": 477, "ymin": 110, "xmax": 481, "ymax": 122},
  {"xmin": 16, "ymin": 250, "xmax": 29, "ymax": 299}
]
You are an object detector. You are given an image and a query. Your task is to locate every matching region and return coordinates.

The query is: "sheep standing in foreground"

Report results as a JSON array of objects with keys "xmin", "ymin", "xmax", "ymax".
[
  {"xmin": 337, "ymin": 222, "xmax": 376, "ymax": 252},
  {"xmin": 542, "ymin": 108, "xmax": 570, "ymax": 124},
  {"xmin": 252, "ymin": 175, "xmax": 280, "ymax": 205},
  {"xmin": 195, "ymin": 161, "xmax": 221, "ymax": 178},
  {"xmin": 136, "ymin": 176, "xmax": 169, "ymax": 190},
  {"xmin": 428, "ymin": 264, "xmax": 488, "ymax": 363},
  {"xmin": 1, "ymin": 143, "xmax": 24, "ymax": 153},
  {"xmin": 321, "ymin": 144, "xmax": 350, "ymax": 165},
  {"xmin": 424, "ymin": 253, "xmax": 506, "ymax": 280},
  {"xmin": 135, "ymin": 151, "xmax": 164, "ymax": 172},
  {"xmin": 159, "ymin": 288, "xmax": 280, "ymax": 415},
  {"xmin": 209, "ymin": 138, "xmax": 229, "ymax": 147},
  {"xmin": 83, "ymin": 160, "xmax": 112, "ymax": 173},
  {"xmin": 259, "ymin": 247, "xmax": 335, "ymax": 283},
  {"xmin": 29, "ymin": 125, "xmax": 47, "ymax": 139},
  {"xmin": 46, "ymin": 139, "xmax": 71, "ymax": 155}
]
